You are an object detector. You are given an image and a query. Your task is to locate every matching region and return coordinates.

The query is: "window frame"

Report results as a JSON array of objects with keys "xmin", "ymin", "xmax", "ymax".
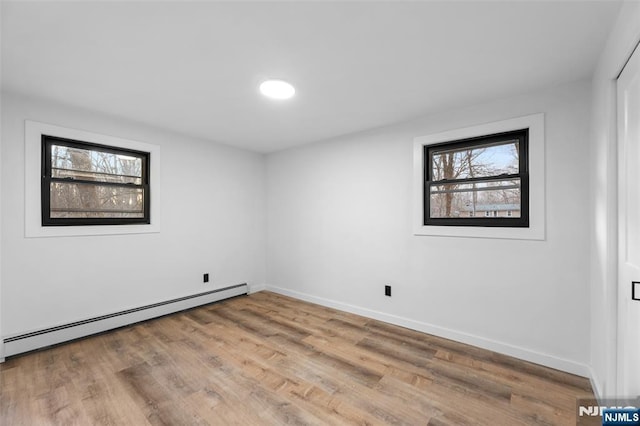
[
  {"xmin": 41, "ymin": 135, "xmax": 151, "ymax": 226},
  {"xmin": 25, "ymin": 120, "xmax": 161, "ymax": 238},
  {"xmin": 423, "ymin": 129, "xmax": 529, "ymax": 228},
  {"xmin": 412, "ymin": 113, "xmax": 545, "ymax": 240}
]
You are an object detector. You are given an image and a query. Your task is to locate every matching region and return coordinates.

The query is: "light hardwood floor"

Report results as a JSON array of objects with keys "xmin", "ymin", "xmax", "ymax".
[{"xmin": 1, "ymin": 291, "xmax": 595, "ymax": 425}]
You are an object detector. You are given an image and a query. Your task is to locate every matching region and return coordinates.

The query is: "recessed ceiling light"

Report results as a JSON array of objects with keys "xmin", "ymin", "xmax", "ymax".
[{"xmin": 259, "ymin": 79, "xmax": 296, "ymax": 100}]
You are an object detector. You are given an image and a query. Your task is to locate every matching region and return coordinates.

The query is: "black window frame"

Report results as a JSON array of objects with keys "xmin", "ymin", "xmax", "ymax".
[
  {"xmin": 424, "ymin": 129, "xmax": 529, "ymax": 228},
  {"xmin": 41, "ymin": 135, "xmax": 151, "ymax": 226}
]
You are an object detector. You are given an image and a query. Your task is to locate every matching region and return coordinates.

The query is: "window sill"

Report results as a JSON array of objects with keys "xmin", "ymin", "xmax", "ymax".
[
  {"xmin": 27, "ymin": 223, "xmax": 160, "ymax": 238},
  {"xmin": 413, "ymin": 224, "xmax": 544, "ymax": 240}
]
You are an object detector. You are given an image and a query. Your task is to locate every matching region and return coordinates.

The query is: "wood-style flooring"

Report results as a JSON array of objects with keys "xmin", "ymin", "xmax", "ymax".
[{"xmin": 0, "ymin": 291, "xmax": 595, "ymax": 425}]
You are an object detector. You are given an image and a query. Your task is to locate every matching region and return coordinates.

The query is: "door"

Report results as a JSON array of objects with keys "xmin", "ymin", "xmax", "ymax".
[{"xmin": 618, "ymin": 42, "xmax": 640, "ymax": 397}]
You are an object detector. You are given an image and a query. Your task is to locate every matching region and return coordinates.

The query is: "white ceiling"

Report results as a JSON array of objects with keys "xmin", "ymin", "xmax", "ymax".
[{"xmin": 1, "ymin": 1, "xmax": 621, "ymax": 153}]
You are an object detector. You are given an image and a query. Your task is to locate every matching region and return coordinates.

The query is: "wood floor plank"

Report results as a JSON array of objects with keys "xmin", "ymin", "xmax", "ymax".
[{"xmin": 0, "ymin": 291, "xmax": 595, "ymax": 425}]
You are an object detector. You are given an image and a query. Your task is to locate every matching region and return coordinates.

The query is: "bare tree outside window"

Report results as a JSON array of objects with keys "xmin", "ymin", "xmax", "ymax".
[
  {"xmin": 424, "ymin": 129, "xmax": 529, "ymax": 227},
  {"xmin": 42, "ymin": 136, "xmax": 150, "ymax": 226}
]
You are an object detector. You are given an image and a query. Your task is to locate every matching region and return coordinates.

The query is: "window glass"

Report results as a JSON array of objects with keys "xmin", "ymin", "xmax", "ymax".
[
  {"xmin": 429, "ymin": 179, "xmax": 522, "ymax": 219},
  {"xmin": 430, "ymin": 140, "xmax": 519, "ymax": 180},
  {"xmin": 42, "ymin": 136, "xmax": 150, "ymax": 226},
  {"xmin": 51, "ymin": 144, "xmax": 142, "ymax": 184},
  {"xmin": 424, "ymin": 129, "xmax": 528, "ymax": 227}
]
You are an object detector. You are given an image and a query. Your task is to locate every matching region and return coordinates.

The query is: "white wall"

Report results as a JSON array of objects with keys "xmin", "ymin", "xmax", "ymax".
[
  {"xmin": 0, "ymin": 92, "xmax": 266, "ymax": 339},
  {"xmin": 589, "ymin": 1, "xmax": 640, "ymax": 399},
  {"xmin": 0, "ymin": 3, "xmax": 3, "ymax": 359},
  {"xmin": 267, "ymin": 80, "xmax": 592, "ymax": 375}
]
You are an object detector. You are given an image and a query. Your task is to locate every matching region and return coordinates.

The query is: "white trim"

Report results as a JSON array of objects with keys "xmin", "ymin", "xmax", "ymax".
[
  {"xmin": 248, "ymin": 283, "xmax": 267, "ymax": 294},
  {"xmin": 25, "ymin": 120, "xmax": 161, "ymax": 237},
  {"xmin": 616, "ymin": 42, "xmax": 640, "ymax": 396},
  {"xmin": 588, "ymin": 365, "xmax": 604, "ymax": 404},
  {"xmin": 265, "ymin": 285, "xmax": 590, "ymax": 378},
  {"xmin": 413, "ymin": 113, "xmax": 545, "ymax": 240}
]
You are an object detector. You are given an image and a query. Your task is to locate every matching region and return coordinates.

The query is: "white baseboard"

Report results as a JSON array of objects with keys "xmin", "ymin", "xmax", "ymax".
[
  {"xmin": 3, "ymin": 283, "xmax": 248, "ymax": 358},
  {"xmin": 588, "ymin": 366, "xmax": 604, "ymax": 403},
  {"xmin": 248, "ymin": 283, "xmax": 267, "ymax": 294},
  {"xmin": 265, "ymin": 285, "xmax": 591, "ymax": 378}
]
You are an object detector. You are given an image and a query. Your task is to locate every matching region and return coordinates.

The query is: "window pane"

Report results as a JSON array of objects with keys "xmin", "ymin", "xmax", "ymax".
[
  {"xmin": 51, "ymin": 144, "xmax": 142, "ymax": 184},
  {"xmin": 429, "ymin": 179, "xmax": 521, "ymax": 219},
  {"xmin": 430, "ymin": 140, "xmax": 519, "ymax": 180},
  {"xmin": 50, "ymin": 181, "xmax": 144, "ymax": 218}
]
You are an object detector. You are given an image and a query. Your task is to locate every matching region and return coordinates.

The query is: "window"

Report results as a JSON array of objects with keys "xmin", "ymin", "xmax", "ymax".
[
  {"xmin": 41, "ymin": 135, "xmax": 150, "ymax": 226},
  {"xmin": 26, "ymin": 121, "xmax": 160, "ymax": 237},
  {"xmin": 413, "ymin": 113, "xmax": 544, "ymax": 240},
  {"xmin": 423, "ymin": 129, "xmax": 529, "ymax": 228}
]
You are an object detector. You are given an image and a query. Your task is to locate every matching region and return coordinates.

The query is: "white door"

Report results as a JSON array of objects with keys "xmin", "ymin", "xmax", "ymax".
[{"xmin": 618, "ymin": 43, "xmax": 640, "ymax": 397}]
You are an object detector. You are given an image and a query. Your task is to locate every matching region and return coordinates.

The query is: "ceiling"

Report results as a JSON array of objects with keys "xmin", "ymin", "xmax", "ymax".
[{"xmin": 1, "ymin": 1, "xmax": 621, "ymax": 153}]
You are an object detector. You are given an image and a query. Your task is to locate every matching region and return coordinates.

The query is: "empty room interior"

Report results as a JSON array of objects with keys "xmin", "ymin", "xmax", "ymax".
[{"xmin": 1, "ymin": 1, "xmax": 640, "ymax": 425}]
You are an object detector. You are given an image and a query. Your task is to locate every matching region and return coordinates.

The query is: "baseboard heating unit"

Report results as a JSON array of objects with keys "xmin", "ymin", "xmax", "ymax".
[{"xmin": 3, "ymin": 283, "xmax": 248, "ymax": 358}]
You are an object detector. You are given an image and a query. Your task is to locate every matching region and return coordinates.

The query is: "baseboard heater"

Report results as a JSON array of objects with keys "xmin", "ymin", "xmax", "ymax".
[{"xmin": 3, "ymin": 283, "xmax": 248, "ymax": 358}]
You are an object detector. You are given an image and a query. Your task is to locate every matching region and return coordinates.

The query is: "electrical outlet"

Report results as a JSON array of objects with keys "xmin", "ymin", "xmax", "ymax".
[
  {"xmin": 385, "ymin": 285, "xmax": 391, "ymax": 297},
  {"xmin": 203, "ymin": 273, "xmax": 209, "ymax": 283}
]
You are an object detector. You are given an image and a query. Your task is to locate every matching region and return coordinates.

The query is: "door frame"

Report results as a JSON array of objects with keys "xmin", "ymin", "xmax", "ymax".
[{"xmin": 617, "ymin": 40, "xmax": 640, "ymax": 397}]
